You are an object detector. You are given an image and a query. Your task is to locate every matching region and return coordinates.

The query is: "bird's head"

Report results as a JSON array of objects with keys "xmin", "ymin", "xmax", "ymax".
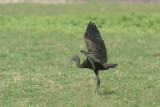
[
  {"xmin": 71, "ymin": 55, "xmax": 79, "ymax": 61},
  {"xmin": 62, "ymin": 55, "xmax": 79, "ymax": 70}
]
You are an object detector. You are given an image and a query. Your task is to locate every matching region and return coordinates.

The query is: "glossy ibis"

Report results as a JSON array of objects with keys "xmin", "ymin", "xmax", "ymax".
[{"xmin": 63, "ymin": 21, "xmax": 118, "ymax": 93}]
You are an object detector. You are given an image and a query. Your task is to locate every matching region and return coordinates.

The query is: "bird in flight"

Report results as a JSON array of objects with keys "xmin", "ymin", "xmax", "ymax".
[{"xmin": 63, "ymin": 21, "xmax": 118, "ymax": 94}]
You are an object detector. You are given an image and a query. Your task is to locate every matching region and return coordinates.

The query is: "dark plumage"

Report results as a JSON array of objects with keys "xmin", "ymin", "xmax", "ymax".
[{"xmin": 63, "ymin": 21, "xmax": 118, "ymax": 94}]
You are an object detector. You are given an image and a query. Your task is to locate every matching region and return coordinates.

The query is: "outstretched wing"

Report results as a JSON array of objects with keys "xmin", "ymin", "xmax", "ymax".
[{"xmin": 84, "ymin": 21, "xmax": 107, "ymax": 63}]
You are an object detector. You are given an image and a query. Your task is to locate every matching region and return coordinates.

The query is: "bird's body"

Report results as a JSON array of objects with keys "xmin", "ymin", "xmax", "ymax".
[{"xmin": 64, "ymin": 21, "xmax": 118, "ymax": 93}]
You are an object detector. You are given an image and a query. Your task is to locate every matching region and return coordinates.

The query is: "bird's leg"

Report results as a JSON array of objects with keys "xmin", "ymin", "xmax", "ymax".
[{"xmin": 95, "ymin": 71, "xmax": 100, "ymax": 94}]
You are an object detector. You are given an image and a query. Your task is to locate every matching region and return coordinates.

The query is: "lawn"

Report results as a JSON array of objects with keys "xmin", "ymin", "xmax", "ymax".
[{"xmin": 0, "ymin": 2, "xmax": 160, "ymax": 107}]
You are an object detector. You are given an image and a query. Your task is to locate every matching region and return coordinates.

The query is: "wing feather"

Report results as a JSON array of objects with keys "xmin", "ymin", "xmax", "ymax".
[{"xmin": 84, "ymin": 21, "xmax": 108, "ymax": 63}]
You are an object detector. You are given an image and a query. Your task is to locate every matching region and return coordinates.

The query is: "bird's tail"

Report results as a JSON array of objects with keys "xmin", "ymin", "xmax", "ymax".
[{"xmin": 106, "ymin": 63, "xmax": 118, "ymax": 69}]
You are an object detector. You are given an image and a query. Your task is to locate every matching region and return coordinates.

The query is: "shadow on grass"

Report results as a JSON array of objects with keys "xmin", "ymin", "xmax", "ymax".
[
  {"xmin": 98, "ymin": 84, "xmax": 116, "ymax": 96},
  {"xmin": 99, "ymin": 89, "xmax": 116, "ymax": 96}
]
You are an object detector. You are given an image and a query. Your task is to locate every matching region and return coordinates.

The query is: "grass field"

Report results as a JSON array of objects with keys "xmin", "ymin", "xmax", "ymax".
[{"xmin": 0, "ymin": 2, "xmax": 160, "ymax": 107}]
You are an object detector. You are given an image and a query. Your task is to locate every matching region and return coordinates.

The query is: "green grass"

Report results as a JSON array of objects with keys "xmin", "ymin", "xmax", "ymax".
[{"xmin": 0, "ymin": 2, "xmax": 160, "ymax": 107}]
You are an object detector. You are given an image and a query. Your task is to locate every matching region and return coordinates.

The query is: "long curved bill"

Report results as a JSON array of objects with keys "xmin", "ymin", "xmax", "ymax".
[{"xmin": 62, "ymin": 58, "xmax": 74, "ymax": 70}]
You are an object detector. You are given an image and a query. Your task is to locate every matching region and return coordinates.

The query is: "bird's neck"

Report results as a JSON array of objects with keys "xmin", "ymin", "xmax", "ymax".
[{"xmin": 76, "ymin": 57, "xmax": 83, "ymax": 68}]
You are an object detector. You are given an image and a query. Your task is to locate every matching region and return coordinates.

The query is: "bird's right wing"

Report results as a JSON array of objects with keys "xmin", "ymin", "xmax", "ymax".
[
  {"xmin": 84, "ymin": 21, "xmax": 108, "ymax": 63},
  {"xmin": 82, "ymin": 51, "xmax": 101, "ymax": 70},
  {"xmin": 87, "ymin": 56, "xmax": 95, "ymax": 70},
  {"xmin": 85, "ymin": 52, "xmax": 101, "ymax": 63}
]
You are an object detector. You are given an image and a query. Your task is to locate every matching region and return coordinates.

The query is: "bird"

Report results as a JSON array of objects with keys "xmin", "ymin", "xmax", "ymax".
[{"xmin": 63, "ymin": 21, "xmax": 118, "ymax": 94}]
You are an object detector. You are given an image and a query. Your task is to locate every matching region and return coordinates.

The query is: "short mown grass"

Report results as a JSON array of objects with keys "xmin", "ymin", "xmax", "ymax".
[{"xmin": 0, "ymin": 2, "xmax": 160, "ymax": 107}]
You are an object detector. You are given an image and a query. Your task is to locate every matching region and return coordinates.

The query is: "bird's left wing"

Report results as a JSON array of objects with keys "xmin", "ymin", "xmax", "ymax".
[{"xmin": 84, "ymin": 21, "xmax": 108, "ymax": 63}]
